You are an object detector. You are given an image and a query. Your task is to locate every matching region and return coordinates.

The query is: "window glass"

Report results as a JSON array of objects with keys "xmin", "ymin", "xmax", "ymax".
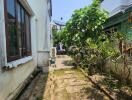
[
  {"xmin": 21, "ymin": 8, "xmax": 24, "ymax": 29},
  {"xmin": 7, "ymin": 0, "xmax": 15, "ymax": 18},
  {"xmin": 17, "ymin": 3, "xmax": 22, "ymax": 57},
  {"xmin": 21, "ymin": 8, "xmax": 27, "ymax": 57},
  {"xmin": 7, "ymin": 0, "xmax": 18, "ymax": 56},
  {"xmin": 6, "ymin": 0, "xmax": 32, "ymax": 61},
  {"xmin": 25, "ymin": 13, "xmax": 31, "ymax": 54}
]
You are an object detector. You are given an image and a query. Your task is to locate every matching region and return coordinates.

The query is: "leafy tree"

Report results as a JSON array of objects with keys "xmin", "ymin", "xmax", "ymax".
[
  {"xmin": 54, "ymin": 0, "xmax": 122, "ymax": 74},
  {"xmin": 52, "ymin": 28, "xmax": 66, "ymax": 46},
  {"xmin": 63, "ymin": 0, "xmax": 108, "ymax": 48}
]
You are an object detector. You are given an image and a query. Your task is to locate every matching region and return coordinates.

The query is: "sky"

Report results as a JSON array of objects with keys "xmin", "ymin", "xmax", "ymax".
[{"xmin": 52, "ymin": 0, "xmax": 93, "ymax": 22}]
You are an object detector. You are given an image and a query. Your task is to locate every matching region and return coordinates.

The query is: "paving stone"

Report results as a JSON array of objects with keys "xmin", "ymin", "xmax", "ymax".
[
  {"xmin": 65, "ymin": 80, "xmax": 87, "ymax": 87},
  {"xmin": 64, "ymin": 71, "xmax": 75, "ymax": 74},
  {"xmin": 18, "ymin": 55, "xmax": 110, "ymax": 100},
  {"xmin": 63, "ymin": 74, "xmax": 77, "ymax": 79},
  {"xmin": 63, "ymin": 78, "xmax": 77, "ymax": 84},
  {"xmin": 66, "ymin": 85, "xmax": 84, "ymax": 93},
  {"xmin": 69, "ymin": 93, "xmax": 81, "ymax": 100}
]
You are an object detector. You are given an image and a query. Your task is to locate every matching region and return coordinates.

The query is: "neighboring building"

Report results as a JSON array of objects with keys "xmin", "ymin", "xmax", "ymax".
[
  {"xmin": 101, "ymin": 0, "xmax": 132, "ymax": 42},
  {"xmin": 0, "ymin": 0, "xmax": 52, "ymax": 99},
  {"xmin": 101, "ymin": 0, "xmax": 132, "ymax": 84},
  {"xmin": 52, "ymin": 20, "xmax": 66, "ymax": 31},
  {"xmin": 51, "ymin": 20, "xmax": 66, "ymax": 47},
  {"xmin": 101, "ymin": 0, "xmax": 132, "ymax": 17}
]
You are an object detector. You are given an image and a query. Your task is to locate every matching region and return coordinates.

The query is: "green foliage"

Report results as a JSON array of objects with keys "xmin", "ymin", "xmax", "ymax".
[
  {"xmin": 61, "ymin": 0, "xmax": 108, "ymax": 48},
  {"xmin": 53, "ymin": 0, "xmax": 124, "ymax": 74},
  {"xmin": 52, "ymin": 28, "xmax": 66, "ymax": 46}
]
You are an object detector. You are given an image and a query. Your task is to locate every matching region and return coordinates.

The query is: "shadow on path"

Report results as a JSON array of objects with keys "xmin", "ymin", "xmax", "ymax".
[{"xmin": 16, "ymin": 55, "xmax": 111, "ymax": 100}]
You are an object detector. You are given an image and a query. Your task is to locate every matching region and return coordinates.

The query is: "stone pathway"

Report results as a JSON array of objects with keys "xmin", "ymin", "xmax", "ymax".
[
  {"xmin": 18, "ymin": 55, "xmax": 110, "ymax": 100},
  {"xmin": 18, "ymin": 69, "xmax": 110, "ymax": 100},
  {"xmin": 42, "ymin": 55, "xmax": 74, "ymax": 73},
  {"xmin": 43, "ymin": 69, "xmax": 110, "ymax": 100},
  {"xmin": 53, "ymin": 55, "xmax": 74, "ymax": 70}
]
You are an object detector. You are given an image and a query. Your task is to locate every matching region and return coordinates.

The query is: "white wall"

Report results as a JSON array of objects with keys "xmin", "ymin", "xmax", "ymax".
[
  {"xmin": 0, "ymin": 0, "xmax": 6, "ymax": 67},
  {"xmin": 0, "ymin": 0, "xmax": 37, "ymax": 99},
  {"xmin": 0, "ymin": 61, "xmax": 36, "ymax": 100},
  {"xmin": 28, "ymin": 0, "xmax": 52, "ymax": 66},
  {"xmin": 30, "ymin": 16, "xmax": 38, "ymax": 66},
  {"xmin": 0, "ymin": 0, "xmax": 52, "ymax": 98}
]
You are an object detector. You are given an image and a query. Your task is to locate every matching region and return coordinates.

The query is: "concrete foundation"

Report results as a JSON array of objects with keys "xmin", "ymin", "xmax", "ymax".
[{"xmin": 0, "ymin": 61, "xmax": 36, "ymax": 100}]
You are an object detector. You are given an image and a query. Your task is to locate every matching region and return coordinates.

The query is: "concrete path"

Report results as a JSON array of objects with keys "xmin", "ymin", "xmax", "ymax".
[
  {"xmin": 18, "ymin": 55, "xmax": 109, "ymax": 100},
  {"xmin": 43, "ymin": 69, "xmax": 109, "ymax": 100},
  {"xmin": 42, "ymin": 55, "xmax": 74, "ymax": 73},
  {"xmin": 55, "ymin": 55, "xmax": 73, "ymax": 68}
]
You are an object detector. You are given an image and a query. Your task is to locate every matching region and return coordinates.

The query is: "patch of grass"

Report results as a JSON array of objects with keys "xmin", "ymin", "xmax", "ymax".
[
  {"xmin": 75, "ymin": 68, "xmax": 86, "ymax": 79},
  {"xmin": 53, "ymin": 68, "xmax": 86, "ymax": 80},
  {"xmin": 53, "ymin": 68, "xmax": 73, "ymax": 76},
  {"xmin": 62, "ymin": 88, "xmax": 70, "ymax": 100},
  {"xmin": 41, "ymin": 74, "xmax": 49, "ymax": 85},
  {"xmin": 36, "ymin": 96, "xmax": 43, "ymax": 100}
]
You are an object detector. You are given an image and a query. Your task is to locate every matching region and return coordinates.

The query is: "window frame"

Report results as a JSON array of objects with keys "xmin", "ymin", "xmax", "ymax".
[
  {"xmin": 4, "ymin": 0, "xmax": 20, "ymax": 62},
  {"xmin": 4, "ymin": 0, "xmax": 32, "ymax": 62},
  {"xmin": 25, "ymin": 12, "xmax": 32, "ymax": 56}
]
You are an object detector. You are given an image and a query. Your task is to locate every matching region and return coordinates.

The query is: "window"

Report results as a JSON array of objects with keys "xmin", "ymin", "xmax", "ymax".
[
  {"xmin": 21, "ymin": 7, "xmax": 27, "ymax": 57},
  {"xmin": 25, "ymin": 13, "xmax": 31, "ymax": 55},
  {"xmin": 5, "ymin": 0, "xmax": 32, "ymax": 62},
  {"xmin": 17, "ymin": 3, "xmax": 22, "ymax": 57},
  {"xmin": 5, "ymin": 0, "xmax": 19, "ymax": 61}
]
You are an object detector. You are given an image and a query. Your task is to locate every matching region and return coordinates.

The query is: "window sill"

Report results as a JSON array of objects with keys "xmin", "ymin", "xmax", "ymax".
[{"xmin": 5, "ymin": 56, "xmax": 33, "ymax": 68}]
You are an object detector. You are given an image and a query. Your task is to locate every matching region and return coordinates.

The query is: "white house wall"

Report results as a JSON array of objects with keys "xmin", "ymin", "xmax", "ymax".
[
  {"xmin": 30, "ymin": 16, "xmax": 38, "ymax": 66},
  {"xmin": 0, "ymin": 0, "xmax": 38, "ymax": 99},
  {"xmin": 0, "ymin": 0, "xmax": 6, "ymax": 67},
  {"xmin": 47, "ymin": 13, "xmax": 52, "ymax": 51},
  {"xmin": 28, "ymin": 0, "xmax": 52, "ymax": 66},
  {"xmin": 0, "ymin": 0, "xmax": 52, "ymax": 98},
  {"xmin": 0, "ymin": 61, "xmax": 36, "ymax": 100}
]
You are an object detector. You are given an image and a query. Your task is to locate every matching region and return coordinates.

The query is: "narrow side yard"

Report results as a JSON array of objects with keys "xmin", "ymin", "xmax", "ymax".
[
  {"xmin": 17, "ymin": 55, "xmax": 132, "ymax": 100},
  {"xmin": 18, "ymin": 68, "xmax": 110, "ymax": 100}
]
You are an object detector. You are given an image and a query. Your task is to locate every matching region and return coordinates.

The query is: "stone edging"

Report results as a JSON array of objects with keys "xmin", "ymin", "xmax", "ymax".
[{"xmin": 79, "ymin": 68, "xmax": 116, "ymax": 100}]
